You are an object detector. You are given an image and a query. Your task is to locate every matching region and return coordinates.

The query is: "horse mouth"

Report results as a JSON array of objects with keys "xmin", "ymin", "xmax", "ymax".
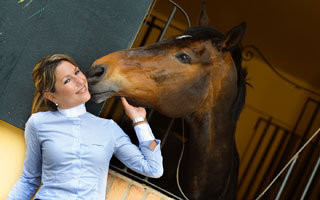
[{"xmin": 90, "ymin": 90, "xmax": 115, "ymax": 103}]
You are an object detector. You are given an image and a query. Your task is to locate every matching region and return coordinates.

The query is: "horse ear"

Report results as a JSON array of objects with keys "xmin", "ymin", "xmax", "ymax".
[
  {"xmin": 198, "ymin": 0, "xmax": 209, "ymax": 26},
  {"xmin": 222, "ymin": 22, "xmax": 246, "ymax": 51}
]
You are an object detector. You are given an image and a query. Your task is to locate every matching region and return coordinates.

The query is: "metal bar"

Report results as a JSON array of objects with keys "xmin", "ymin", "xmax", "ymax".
[
  {"xmin": 240, "ymin": 118, "xmax": 261, "ymax": 164},
  {"xmin": 140, "ymin": 16, "xmax": 157, "ymax": 46},
  {"xmin": 256, "ymin": 127, "xmax": 320, "ymax": 200},
  {"xmin": 308, "ymin": 97, "xmax": 319, "ymax": 104},
  {"xmin": 277, "ymin": 98, "xmax": 310, "ymax": 163},
  {"xmin": 288, "ymin": 102, "xmax": 319, "ymax": 199},
  {"xmin": 253, "ymin": 126, "xmax": 280, "ymax": 197},
  {"xmin": 246, "ymin": 126, "xmax": 279, "ymax": 197},
  {"xmin": 275, "ymin": 156, "xmax": 298, "ymax": 200},
  {"xmin": 168, "ymin": 0, "xmax": 191, "ymax": 28},
  {"xmin": 270, "ymin": 98, "xmax": 311, "ymax": 193},
  {"xmin": 292, "ymin": 127, "xmax": 320, "ymax": 199},
  {"xmin": 255, "ymin": 129, "xmax": 290, "ymax": 199},
  {"xmin": 241, "ymin": 117, "xmax": 272, "ymax": 199},
  {"xmin": 300, "ymin": 154, "xmax": 320, "ymax": 200},
  {"xmin": 294, "ymin": 128, "xmax": 320, "ymax": 199},
  {"xmin": 147, "ymin": 109, "xmax": 155, "ymax": 121},
  {"xmin": 132, "ymin": 0, "xmax": 158, "ymax": 47},
  {"xmin": 161, "ymin": 118, "xmax": 175, "ymax": 149},
  {"xmin": 159, "ymin": 6, "xmax": 177, "ymax": 41},
  {"xmin": 239, "ymin": 118, "xmax": 262, "ymax": 189},
  {"xmin": 297, "ymin": 102, "xmax": 319, "ymax": 148},
  {"xmin": 149, "ymin": 14, "xmax": 184, "ymax": 32}
]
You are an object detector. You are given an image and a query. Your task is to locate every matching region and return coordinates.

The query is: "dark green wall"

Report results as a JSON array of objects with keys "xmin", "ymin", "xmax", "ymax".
[{"xmin": 0, "ymin": 0, "xmax": 152, "ymax": 129}]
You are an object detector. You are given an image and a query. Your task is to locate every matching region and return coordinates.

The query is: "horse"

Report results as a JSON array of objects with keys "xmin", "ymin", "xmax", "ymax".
[{"xmin": 86, "ymin": 20, "xmax": 247, "ymax": 199}]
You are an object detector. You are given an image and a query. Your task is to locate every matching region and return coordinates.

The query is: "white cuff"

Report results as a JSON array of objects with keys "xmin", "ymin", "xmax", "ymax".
[{"xmin": 133, "ymin": 123, "xmax": 155, "ymax": 142}]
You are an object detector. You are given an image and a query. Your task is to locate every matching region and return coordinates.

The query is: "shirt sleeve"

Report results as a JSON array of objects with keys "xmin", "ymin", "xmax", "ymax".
[
  {"xmin": 111, "ymin": 120, "xmax": 163, "ymax": 178},
  {"xmin": 133, "ymin": 123, "xmax": 155, "ymax": 142},
  {"xmin": 7, "ymin": 116, "xmax": 42, "ymax": 200}
]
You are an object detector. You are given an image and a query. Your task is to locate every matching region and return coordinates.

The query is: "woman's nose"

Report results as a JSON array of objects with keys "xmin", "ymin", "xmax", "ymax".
[{"xmin": 75, "ymin": 75, "xmax": 85, "ymax": 85}]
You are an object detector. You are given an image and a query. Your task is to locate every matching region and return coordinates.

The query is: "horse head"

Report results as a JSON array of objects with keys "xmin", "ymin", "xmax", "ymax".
[{"xmin": 87, "ymin": 23, "xmax": 246, "ymax": 119}]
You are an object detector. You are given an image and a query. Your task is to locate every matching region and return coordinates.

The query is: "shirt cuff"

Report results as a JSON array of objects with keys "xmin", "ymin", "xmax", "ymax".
[{"xmin": 134, "ymin": 123, "xmax": 155, "ymax": 142}]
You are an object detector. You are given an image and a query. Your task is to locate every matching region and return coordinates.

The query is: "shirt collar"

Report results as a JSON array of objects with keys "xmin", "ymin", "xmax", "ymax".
[{"xmin": 57, "ymin": 104, "xmax": 86, "ymax": 117}]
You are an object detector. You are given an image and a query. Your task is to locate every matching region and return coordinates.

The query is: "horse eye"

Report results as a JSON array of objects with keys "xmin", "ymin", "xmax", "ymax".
[{"xmin": 175, "ymin": 53, "xmax": 192, "ymax": 64}]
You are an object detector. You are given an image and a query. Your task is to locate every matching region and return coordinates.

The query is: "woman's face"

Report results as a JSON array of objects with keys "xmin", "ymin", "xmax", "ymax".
[{"xmin": 45, "ymin": 61, "xmax": 91, "ymax": 109}]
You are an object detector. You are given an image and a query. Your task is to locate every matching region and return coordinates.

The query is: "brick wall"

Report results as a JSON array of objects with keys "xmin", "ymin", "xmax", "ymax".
[{"xmin": 106, "ymin": 169, "xmax": 173, "ymax": 200}]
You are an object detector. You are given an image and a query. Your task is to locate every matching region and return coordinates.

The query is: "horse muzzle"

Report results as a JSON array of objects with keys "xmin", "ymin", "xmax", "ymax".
[
  {"xmin": 86, "ymin": 65, "xmax": 107, "ymax": 85},
  {"xmin": 86, "ymin": 64, "xmax": 120, "ymax": 103}
]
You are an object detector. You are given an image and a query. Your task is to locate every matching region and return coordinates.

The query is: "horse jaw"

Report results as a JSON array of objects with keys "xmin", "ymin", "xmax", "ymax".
[{"xmin": 89, "ymin": 80, "xmax": 120, "ymax": 103}]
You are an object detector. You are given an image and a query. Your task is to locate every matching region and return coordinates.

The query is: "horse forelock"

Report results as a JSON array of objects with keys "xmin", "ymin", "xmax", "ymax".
[{"xmin": 183, "ymin": 26, "xmax": 225, "ymax": 46}]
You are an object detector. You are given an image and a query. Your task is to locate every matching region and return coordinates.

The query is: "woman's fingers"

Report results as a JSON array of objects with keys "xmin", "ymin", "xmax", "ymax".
[
  {"xmin": 121, "ymin": 97, "xmax": 130, "ymax": 108},
  {"xmin": 121, "ymin": 97, "xmax": 146, "ymax": 120}
]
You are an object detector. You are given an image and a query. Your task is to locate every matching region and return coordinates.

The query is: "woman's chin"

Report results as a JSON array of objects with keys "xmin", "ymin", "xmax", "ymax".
[{"xmin": 80, "ymin": 93, "xmax": 92, "ymax": 105}]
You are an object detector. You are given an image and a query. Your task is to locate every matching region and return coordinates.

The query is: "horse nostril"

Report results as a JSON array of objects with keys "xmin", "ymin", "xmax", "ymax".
[{"xmin": 86, "ymin": 65, "xmax": 107, "ymax": 84}]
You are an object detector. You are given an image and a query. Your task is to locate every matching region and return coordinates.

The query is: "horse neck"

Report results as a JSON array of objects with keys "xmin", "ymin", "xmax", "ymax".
[
  {"xmin": 185, "ymin": 103, "xmax": 237, "ymax": 153},
  {"xmin": 185, "ymin": 70, "xmax": 238, "ymax": 148},
  {"xmin": 183, "ymin": 98, "xmax": 239, "ymax": 199}
]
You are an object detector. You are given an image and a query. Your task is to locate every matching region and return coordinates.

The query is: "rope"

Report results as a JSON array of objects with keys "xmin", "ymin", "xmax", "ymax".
[
  {"xmin": 176, "ymin": 118, "xmax": 189, "ymax": 200},
  {"xmin": 255, "ymin": 127, "xmax": 320, "ymax": 200}
]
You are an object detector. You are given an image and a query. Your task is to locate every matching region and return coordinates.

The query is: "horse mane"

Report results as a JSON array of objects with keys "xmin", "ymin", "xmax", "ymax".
[
  {"xmin": 184, "ymin": 26, "xmax": 248, "ymax": 121},
  {"xmin": 230, "ymin": 46, "xmax": 248, "ymax": 121}
]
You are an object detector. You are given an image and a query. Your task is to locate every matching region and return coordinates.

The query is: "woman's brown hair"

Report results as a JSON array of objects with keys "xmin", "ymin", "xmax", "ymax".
[{"xmin": 31, "ymin": 54, "xmax": 79, "ymax": 113}]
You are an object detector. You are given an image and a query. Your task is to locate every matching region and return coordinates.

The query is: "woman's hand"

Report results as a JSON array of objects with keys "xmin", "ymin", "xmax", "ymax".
[{"xmin": 121, "ymin": 97, "xmax": 146, "ymax": 121}]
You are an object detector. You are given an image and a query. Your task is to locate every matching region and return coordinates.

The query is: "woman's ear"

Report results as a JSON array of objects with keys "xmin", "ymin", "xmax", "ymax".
[{"xmin": 44, "ymin": 92, "xmax": 56, "ymax": 104}]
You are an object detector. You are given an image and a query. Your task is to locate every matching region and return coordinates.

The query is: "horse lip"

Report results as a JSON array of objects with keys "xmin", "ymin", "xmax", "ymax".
[{"xmin": 90, "ymin": 90, "xmax": 116, "ymax": 103}]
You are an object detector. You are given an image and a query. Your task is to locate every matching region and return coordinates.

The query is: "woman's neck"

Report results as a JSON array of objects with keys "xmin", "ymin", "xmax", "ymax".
[{"xmin": 57, "ymin": 104, "xmax": 86, "ymax": 117}]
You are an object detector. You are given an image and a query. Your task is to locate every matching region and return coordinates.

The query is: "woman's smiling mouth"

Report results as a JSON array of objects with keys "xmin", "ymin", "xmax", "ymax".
[{"xmin": 76, "ymin": 86, "xmax": 87, "ymax": 94}]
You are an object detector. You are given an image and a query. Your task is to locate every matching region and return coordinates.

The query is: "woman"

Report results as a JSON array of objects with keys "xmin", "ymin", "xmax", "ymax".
[{"xmin": 7, "ymin": 54, "xmax": 163, "ymax": 200}]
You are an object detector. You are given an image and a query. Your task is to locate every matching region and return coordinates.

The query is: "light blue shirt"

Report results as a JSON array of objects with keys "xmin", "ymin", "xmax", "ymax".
[{"xmin": 7, "ymin": 104, "xmax": 163, "ymax": 200}]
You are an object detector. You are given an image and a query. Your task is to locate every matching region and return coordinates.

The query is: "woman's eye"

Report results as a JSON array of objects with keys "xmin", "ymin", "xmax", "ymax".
[
  {"xmin": 175, "ymin": 53, "xmax": 192, "ymax": 64},
  {"xmin": 75, "ymin": 70, "xmax": 80, "ymax": 75},
  {"xmin": 64, "ymin": 79, "xmax": 71, "ymax": 84}
]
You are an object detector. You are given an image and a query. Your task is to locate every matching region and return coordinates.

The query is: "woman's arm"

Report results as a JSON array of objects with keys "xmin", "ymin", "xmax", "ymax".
[
  {"xmin": 112, "ymin": 120, "xmax": 163, "ymax": 178},
  {"xmin": 121, "ymin": 97, "xmax": 158, "ymax": 150},
  {"xmin": 7, "ymin": 116, "xmax": 41, "ymax": 199},
  {"xmin": 111, "ymin": 97, "xmax": 163, "ymax": 178}
]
